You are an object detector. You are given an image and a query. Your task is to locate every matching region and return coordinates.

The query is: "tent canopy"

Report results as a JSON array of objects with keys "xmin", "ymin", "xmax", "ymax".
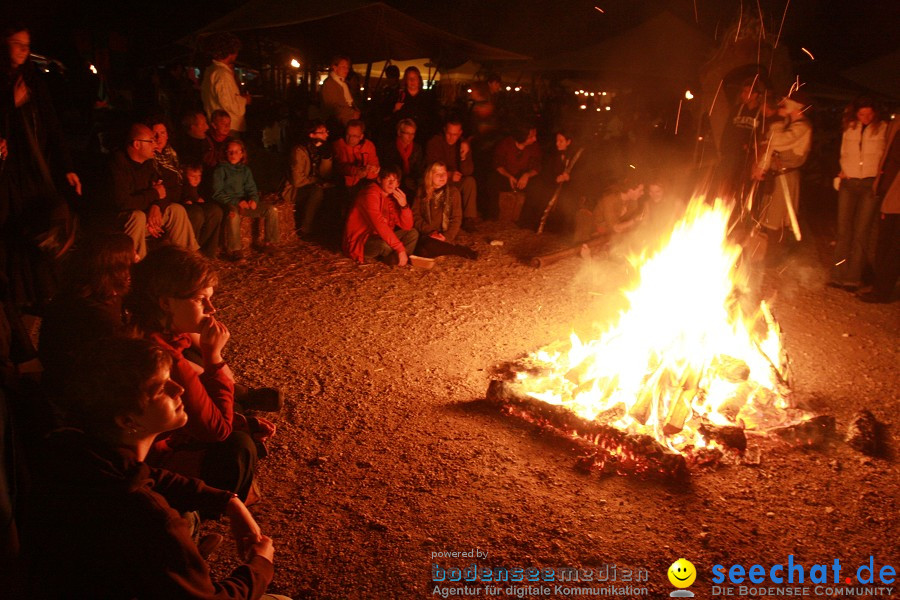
[
  {"xmin": 191, "ymin": 0, "xmax": 528, "ymax": 66},
  {"xmin": 528, "ymin": 11, "xmax": 713, "ymax": 89}
]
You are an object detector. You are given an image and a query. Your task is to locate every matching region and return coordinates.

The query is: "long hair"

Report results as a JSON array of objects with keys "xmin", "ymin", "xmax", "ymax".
[
  {"xmin": 423, "ymin": 161, "xmax": 448, "ymax": 200},
  {"xmin": 842, "ymin": 96, "xmax": 882, "ymax": 131},
  {"xmin": 126, "ymin": 246, "xmax": 218, "ymax": 335},
  {"xmin": 403, "ymin": 66, "xmax": 422, "ymax": 93},
  {"xmin": 58, "ymin": 234, "xmax": 135, "ymax": 301}
]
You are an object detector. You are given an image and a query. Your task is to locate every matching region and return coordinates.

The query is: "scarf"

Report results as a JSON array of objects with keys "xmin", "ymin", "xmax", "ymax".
[
  {"xmin": 396, "ymin": 139, "xmax": 413, "ymax": 175},
  {"xmin": 426, "ymin": 186, "xmax": 451, "ymax": 232}
]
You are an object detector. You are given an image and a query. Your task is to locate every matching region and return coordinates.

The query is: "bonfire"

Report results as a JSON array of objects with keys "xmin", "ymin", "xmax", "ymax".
[{"xmin": 489, "ymin": 198, "xmax": 819, "ymax": 478}]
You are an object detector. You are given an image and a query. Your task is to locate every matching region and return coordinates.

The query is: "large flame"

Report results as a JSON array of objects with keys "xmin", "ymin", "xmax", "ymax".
[{"xmin": 512, "ymin": 198, "xmax": 797, "ymax": 453}]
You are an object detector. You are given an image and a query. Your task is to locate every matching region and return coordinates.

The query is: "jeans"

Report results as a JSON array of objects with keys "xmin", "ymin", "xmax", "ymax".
[
  {"xmin": 363, "ymin": 228, "xmax": 418, "ymax": 262},
  {"xmin": 832, "ymin": 177, "xmax": 879, "ymax": 285},
  {"xmin": 223, "ymin": 202, "xmax": 280, "ymax": 252},
  {"xmin": 293, "ymin": 184, "xmax": 323, "ymax": 235}
]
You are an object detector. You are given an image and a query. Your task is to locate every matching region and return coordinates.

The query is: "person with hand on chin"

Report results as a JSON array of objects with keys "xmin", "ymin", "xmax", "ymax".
[
  {"xmin": 343, "ymin": 165, "xmax": 418, "ymax": 266},
  {"xmin": 22, "ymin": 337, "xmax": 283, "ymax": 599}
]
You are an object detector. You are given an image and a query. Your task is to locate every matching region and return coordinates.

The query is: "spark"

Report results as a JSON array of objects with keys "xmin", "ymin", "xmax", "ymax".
[
  {"xmin": 89, "ymin": 64, "xmax": 98, "ymax": 74},
  {"xmin": 692, "ymin": 0, "xmax": 698, "ymax": 23},
  {"xmin": 675, "ymin": 99, "xmax": 683, "ymax": 135},
  {"xmin": 707, "ymin": 79, "xmax": 724, "ymax": 117},
  {"xmin": 834, "ymin": 259, "xmax": 846, "ymax": 266},
  {"xmin": 801, "ymin": 47, "xmax": 815, "ymax": 60},
  {"xmin": 735, "ymin": 2, "xmax": 743, "ymax": 42},
  {"xmin": 685, "ymin": 90, "xmax": 694, "ymax": 100},
  {"xmin": 594, "ymin": 6, "xmax": 605, "ymax": 13},
  {"xmin": 773, "ymin": 0, "xmax": 791, "ymax": 49}
]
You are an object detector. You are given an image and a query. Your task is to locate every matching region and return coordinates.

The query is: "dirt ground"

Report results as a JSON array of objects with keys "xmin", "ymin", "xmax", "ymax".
[{"xmin": 204, "ymin": 206, "xmax": 899, "ymax": 600}]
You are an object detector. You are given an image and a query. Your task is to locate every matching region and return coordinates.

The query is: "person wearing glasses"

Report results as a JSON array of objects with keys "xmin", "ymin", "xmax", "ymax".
[
  {"xmin": 105, "ymin": 124, "xmax": 198, "ymax": 259},
  {"xmin": 281, "ymin": 120, "xmax": 333, "ymax": 240}
]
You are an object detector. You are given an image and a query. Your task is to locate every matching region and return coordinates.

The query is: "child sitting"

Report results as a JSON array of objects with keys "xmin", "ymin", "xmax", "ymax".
[
  {"xmin": 212, "ymin": 140, "xmax": 280, "ymax": 261},
  {"xmin": 182, "ymin": 164, "xmax": 223, "ymax": 259}
]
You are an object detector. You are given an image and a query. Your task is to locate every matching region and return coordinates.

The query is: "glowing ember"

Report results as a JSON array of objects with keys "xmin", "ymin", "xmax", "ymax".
[{"xmin": 505, "ymin": 198, "xmax": 808, "ymax": 456}]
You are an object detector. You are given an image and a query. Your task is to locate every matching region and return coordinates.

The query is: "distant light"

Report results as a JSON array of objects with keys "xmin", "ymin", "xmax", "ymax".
[
  {"xmin": 44, "ymin": 68, "xmax": 50, "ymax": 73},
  {"xmin": 89, "ymin": 64, "xmax": 98, "ymax": 74},
  {"xmin": 590, "ymin": 92, "xmax": 595, "ymax": 97},
  {"xmin": 605, "ymin": 106, "xmax": 611, "ymax": 111},
  {"xmin": 684, "ymin": 90, "xmax": 694, "ymax": 100},
  {"xmin": 594, "ymin": 6, "xmax": 605, "ymax": 12},
  {"xmin": 698, "ymin": 136, "xmax": 704, "ymax": 141},
  {"xmin": 579, "ymin": 89, "xmax": 585, "ymax": 94},
  {"xmin": 801, "ymin": 47, "xmax": 815, "ymax": 60},
  {"xmin": 506, "ymin": 86, "xmax": 511, "ymax": 91},
  {"xmin": 514, "ymin": 86, "xmax": 521, "ymax": 92},
  {"xmin": 580, "ymin": 104, "xmax": 587, "ymax": 110},
  {"xmin": 596, "ymin": 108, "xmax": 602, "ymax": 112},
  {"xmin": 290, "ymin": 58, "xmax": 300, "ymax": 68},
  {"xmin": 367, "ymin": 97, "xmax": 372, "ymax": 101},
  {"xmin": 601, "ymin": 91, "xmax": 607, "ymax": 96},
  {"xmin": 467, "ymin": 88, "xmax": 472, "ymax": 93}
]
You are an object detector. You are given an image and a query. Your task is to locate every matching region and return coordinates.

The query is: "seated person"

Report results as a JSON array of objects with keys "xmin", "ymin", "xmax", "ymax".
[
  {"xmin": 412, "ymin": 162, "xmax": 477, "ymax": 259},
  {"xmin": 147, "ymin": 115, "xmax": 183, "ymax": 203},
  {"xmin": 39, "ymin": 233, "xmax": 135, "ymax": 411},
  {"xmin": 104, "ymin": 123, "xmax": 198, "ymax": 259},
  {"xmin": 212, "ymin": 140, "xmax": 280, "ymax": 261},
  {"xmin": 379, "ymin": 118, "xmax": 424, "ymax": 198},
  {"xmin": 573, "ymin": 177, "xmax": 645, "ymax": 242},
  {"xmin": 529, "ymin": 130, "xmax": 584, "ymax": 232},
  {"xmin": 206, "ymin": 109, "xmax": 234, "ymax": 169},
  {"xmin": 22, "ymin": 337, "xmax": 278, "ymax": 599},
  {"xmin": 332, "ymin": 119, "xmax": 380, "ymax": 189},
  {"xmin": 173, "ymin": 110, "xmax": 213, "ymax": 170},
  {"xmin": 181, "ymin": 164, "xmax": 224, "ymax": 259},
  {"xmin": 343, "ymin": 166, "xmax": 418, "ymax": 266},
  {"xmin": 281, "ymin": 120, "xmax": 334, "ymax": 240},
  {"xmin": 489, "ymin": 124, "xmax": 541, "ymax": 221},
  {"xmin": 127, "ymin": 247, "xmax": 274, "ymax": 503},
  {"xmin": 425, "ymin": 119, "xmax": 478, "ymax": 230}
]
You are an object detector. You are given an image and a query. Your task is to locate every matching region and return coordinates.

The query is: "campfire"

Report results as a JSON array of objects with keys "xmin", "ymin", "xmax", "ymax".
[{"xmin": 488, "ymin": 198, "xmax": 821, "ymax": 479}]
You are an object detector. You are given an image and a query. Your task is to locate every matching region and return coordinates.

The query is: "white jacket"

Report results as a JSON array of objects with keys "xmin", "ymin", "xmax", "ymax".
[
  {"xmin": 840, "ymin": 120, "xmax": 887, "ymax": 179},
  {"xmin": 758, "ymin": 116, "xmax": 812, "ymax": 171},
  {"xmin": 201, "ymin": 60, "xmax": 247, "ymax": 132}
]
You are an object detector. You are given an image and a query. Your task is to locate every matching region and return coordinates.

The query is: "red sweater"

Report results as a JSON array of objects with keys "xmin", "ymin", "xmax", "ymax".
[
  {"xmin": 332, "ymin": 138, "xmax": 379, "ymax": 187},
  {"xmin": 493, "ymin": 136, "xmax": 541, "ymax": 177},
  {"xmin": 343, "ymin": 182, "xmax": 414, "ymax": 262}
]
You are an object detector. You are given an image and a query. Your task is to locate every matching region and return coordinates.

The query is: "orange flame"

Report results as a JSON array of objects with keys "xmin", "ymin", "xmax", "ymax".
[{"xmin": 511, "ymin": 198, "xmax": 803, "ymax": 453}]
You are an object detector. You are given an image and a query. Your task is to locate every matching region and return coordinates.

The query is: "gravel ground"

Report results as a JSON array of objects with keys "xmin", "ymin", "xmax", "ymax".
[{"xmin": 203, "ymin": 207, "xmax": 899, "ymax": 600}]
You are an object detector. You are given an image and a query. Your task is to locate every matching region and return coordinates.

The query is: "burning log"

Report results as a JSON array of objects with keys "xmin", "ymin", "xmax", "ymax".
[
  {"xmin": 486, "ymin": 380, "xmax": 689, "ymax": 480},
  {"xmin": 845, "ymin": 410, "xmax": 887, "ymax": 457},
  {"xmin": 698, "ymin": 423, "xmax": 747, "ymax": 452},
  {"xmin": 770, "ymin": 415, "xmax": 836, "ymax": 447}
]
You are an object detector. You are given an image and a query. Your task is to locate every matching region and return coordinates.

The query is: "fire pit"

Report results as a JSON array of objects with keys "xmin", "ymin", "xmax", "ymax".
[{"xmin": 488, "ymin": 199, "xmax": 820, "ymax": 479}]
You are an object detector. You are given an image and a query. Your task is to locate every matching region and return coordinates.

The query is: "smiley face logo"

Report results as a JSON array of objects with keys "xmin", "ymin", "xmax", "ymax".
[{"xmin": 668, "ymin": 558, "xmax": 696, "ymax": 588}]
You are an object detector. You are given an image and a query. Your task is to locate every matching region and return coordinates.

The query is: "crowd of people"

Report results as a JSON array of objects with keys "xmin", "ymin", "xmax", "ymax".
[{"xmin": 0, "ymin": 22, "xmax": 898, "ymax": 600}]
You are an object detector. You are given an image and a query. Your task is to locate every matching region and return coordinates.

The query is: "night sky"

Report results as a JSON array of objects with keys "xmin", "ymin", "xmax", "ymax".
[{"xmin": 4, "ymin": 0, "xmax": 898, "ymax": 71}]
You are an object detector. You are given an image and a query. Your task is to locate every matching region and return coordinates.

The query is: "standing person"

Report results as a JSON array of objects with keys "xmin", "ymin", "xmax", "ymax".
[
  {"xmin": 22, "ymin": 337, "xmax": 281, "ymax": 599},
  {"xmin": 212, "ymin": 140, "xmax": 279, "ymax": 260},
  {"xmin": 281, "ymin": 120, "xmax": 333, "ymax": 240},
  {"xmin": 752, "ymin": 91, "xmax": 813, "ymax": 242},
  {"xmin": 1, "ymin": 24, "xmax": 82, "ymax": 307},
  {"xmin": 829, "ymin": 97, "xmax": 888, "ymax": 291},
  {"xmin": 425, "ymin": 119, "xmax": 478, "ymax": 231},
  {"xmin": 859, "ymin": 121, "xmax": 900, "ymax": 303},
  {"xmin": 201, "ymin": 32, "xmax": 251, "ymax": 137},
  {"xmin": 343, "ymin": 166, "xmax": 418, "ymax": 266},
  {"xmin": 391, "ymin": 66, "xmax": 435, "ymax": 141},
  {"xmin": 320, "ymin": 55, "xmax": 360, "ymax": 130},
  {"xmin": 412, "ymin": 162, "xmax": 477, "ymax": 259},
  {"xmin": 716, "ymin": 78, "xmax": 766, "ymax": 202}
]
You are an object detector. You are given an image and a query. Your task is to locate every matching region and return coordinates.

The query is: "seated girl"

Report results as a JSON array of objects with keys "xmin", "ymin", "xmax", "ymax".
[
  {"xmin": 212, "ymin": 140, "xmax": 280, "ymax": 261},
  {"xmin": 127, "ymin": 246, "xmax": 275, "ymax": 503},
  {"xmin": 412, "ymin": 162, "xmax": 478, "ymax": 259},
  {"xmin": 23, "ymin": 337, "xmax": 279, "ymax": 599}
]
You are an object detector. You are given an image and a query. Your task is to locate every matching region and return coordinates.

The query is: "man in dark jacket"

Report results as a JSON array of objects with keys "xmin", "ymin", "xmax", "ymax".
[
  {"xmin": 379, "ymin": 118, "xmax": 424, "ymax": 199},
  {"xmin": 106, "ymin": 124, "xmax": 197, "ymax": 259},
  {"xmin": 425, "ymin": 119, "xmax": 478, "ymax": 230}
]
